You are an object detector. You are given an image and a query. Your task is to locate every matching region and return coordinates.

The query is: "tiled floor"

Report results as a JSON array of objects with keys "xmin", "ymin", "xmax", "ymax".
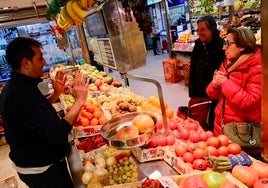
[{"xmin": 0, "ymin": 50, "xmax": 189, "ymax": 187}]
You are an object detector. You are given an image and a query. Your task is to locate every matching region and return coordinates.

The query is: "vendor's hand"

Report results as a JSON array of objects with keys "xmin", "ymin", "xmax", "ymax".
[
  {"xmin": 71, "ymin": 71, "xmax": 89, "ymax": 104},
  {"xmin": 213, "ymin": 70, "xmax": 227, "ymax": 88},
  {"xmin": 52, "ymin": 71, "xmax": 66, "ymax": 95}
]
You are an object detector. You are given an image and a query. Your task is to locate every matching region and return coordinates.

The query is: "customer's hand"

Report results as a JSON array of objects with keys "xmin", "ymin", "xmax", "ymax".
[
  {"xmin": 212, "ymin": 70, "xmax": 227, "ymax": 88},
  {"xmin": 52, "ymin": 70, "xmax": 66, "ymax": 95},
  {"xmin": 71, "ymin": 71, "xmax": 89, "ymax": 104}
]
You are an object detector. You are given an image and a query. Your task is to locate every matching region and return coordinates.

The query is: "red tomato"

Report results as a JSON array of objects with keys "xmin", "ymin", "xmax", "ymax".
[
  {"xmin": 186, "ymin": 142, "xmax": 196, "ymax": 152},
  {"xmin": 167, "ymin": 134, "xmax": 176, "ymax": 145},
  {"xmin": 218, "ymin": 134, "xmax": 230, "ymax": 146},
  {"xmin": 175, "ymin": 145, "xmax": 187, "ymax": 157},
  {"xmin": 168, "ymin": 120, "xmax": 178, "ymax": 130},
  {"xmin": 207, "ymin": 136, "xmax": 221, "ymax": 148},
  {"xmin": 253, "ymin": 178, "xmax": 268, "ymax": 188},
  {"xmin": 227, "ymin": 143, "xmax": 241, "ymax": 155},
  {"xmin": 156, "ymin": 120, "xmax": 164, "ymax": 130},
  {"xmin": 196, "ymin": 141, "xmax": 207, "ymax": 149},
  {"xmin": 145, "ymin": 139, "xmax": 158, "ymax": 148},
  {"xmin": 218, "ymin": 146, "xmax": 229, "ymax": 156},
  {"xmin": 188, "ymin": 122, "xmax": 199, "ymax": 131},
  {"xmin": 173, "ymin": 130, "xmax": 181, "ymax": 139},
  {"xmin": 199, "ymin": 132, "xmax": 209, "ymax": 141},
  {"xmin": 189, "ymin": 132, "xmax": 201, "ymax": 143},
  {"xmin": 192, "ymin": 159, "xmax": 208, "ymax": 171},
  {"xmin": 183, "ymin": 152, "xmax": 194, "ymax": 163},
  {"xmin": 193, "ymin": 148, "xmax": 206, "ymax": 159},
  {"xmin": 180, "ymin": 128, "xmax": 190, "ymax": 140},
  {"xmin": 206, "ymin": 130, "xmax": 214, "ymax": 137},
  {"xmin": 157, "ymin": 137, "xmax": 167, "ymax": 146},
  {"xmin": 206, "ymin": 146, "xmax": 219, "ymax": 156}
]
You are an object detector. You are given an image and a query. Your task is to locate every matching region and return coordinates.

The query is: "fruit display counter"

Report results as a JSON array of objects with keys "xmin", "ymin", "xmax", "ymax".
[{"xmin": 50, "ymin": 63, "xmax": 268, "ymax": 188}]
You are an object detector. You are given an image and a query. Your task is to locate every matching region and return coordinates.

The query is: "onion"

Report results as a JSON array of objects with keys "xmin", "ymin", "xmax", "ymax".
[
  {"xmin": 106, "ymin": 156, "xmax": 117, "ymax": 167},
  {"xmin": 95, "ymin": 157, "xmax": 106, "ymax": 168},
  {"xmin": 81, "ymin": 171, "xmax": 93, "ymax": 185},
  {"xmin": 93, "ymin": 167, "xmax": 108, "ymax": 177},
  {"xmin": 84, "ymin": 163, "xmax": 96, "ymax": 172}
]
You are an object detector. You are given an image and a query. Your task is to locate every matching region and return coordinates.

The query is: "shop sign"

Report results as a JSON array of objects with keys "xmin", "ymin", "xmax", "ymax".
[{"xmin": 147, "ymin": 0, "xmax": 162, "ymax": 5}]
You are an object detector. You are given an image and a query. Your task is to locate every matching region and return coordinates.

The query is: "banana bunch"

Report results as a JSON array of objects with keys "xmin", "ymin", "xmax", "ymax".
[
  {"xmin": 207, "ymin": 156, "xmax": 233, "ymax": 172},
  {"xmin": 57, "ymin": 6, "xmax": 74, "ymax": 30},
  {"xmin": 57, "ymin": 0, "xmax": 96, "ymax": 29}
]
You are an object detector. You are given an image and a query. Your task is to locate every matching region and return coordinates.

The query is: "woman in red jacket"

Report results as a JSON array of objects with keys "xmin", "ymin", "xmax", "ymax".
[{"xmin": 206, "ymin": 27, "xmax": 262, "ymax": 136}]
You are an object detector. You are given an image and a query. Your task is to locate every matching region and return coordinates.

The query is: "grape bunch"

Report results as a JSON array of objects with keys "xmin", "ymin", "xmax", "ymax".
[
  {"xmin": 119, "ymin": 0, "xmax": 152, "ymax": 34},
  {"xmin": 107, "ymin": 157, "xmax": 138, "ymax": 185}
]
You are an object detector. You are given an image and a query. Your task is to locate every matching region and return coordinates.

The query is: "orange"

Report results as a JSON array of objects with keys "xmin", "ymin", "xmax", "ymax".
[
  {"xmin": 81, "ymin": 117, "xmax": 89, "ymax": 126},
  {"xmin": 85, "ymin": 104, "xmax": 95, "ymax": 113},
  {"xmin": 93, "ymin": 110, "xmax": 102, "ymax": 119},
  {"xmin": 83, "ymin": 112, "xmax": 93, "ymax": 120},
  {"xmin": 89, "ymin": 117, "xmax": 99, "ymax": 126},
  {"xmin": 165, "ymin": 108, "xmax": 174, "ymax": 119},
  {"xmin": 98, "ymin": 115, "xmax": 108, "ymax": 125}
]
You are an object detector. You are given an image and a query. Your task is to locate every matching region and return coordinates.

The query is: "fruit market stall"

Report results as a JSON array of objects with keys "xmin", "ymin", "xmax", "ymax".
[{"xmin": 48, "ymin": 62, "xmax": 268, "ymax": 188}]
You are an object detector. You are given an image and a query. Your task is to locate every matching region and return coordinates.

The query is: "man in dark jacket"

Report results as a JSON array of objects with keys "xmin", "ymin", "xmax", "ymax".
[
  {"xmin": 188, "ymin": 15, "xmax": 225, "ymax": 129},
  {"xmin": 0, "ymin": 37, "xmax": 88, "ymax": 188}
]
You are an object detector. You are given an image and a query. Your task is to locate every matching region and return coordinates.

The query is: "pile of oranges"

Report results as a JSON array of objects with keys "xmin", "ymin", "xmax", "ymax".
[
  {"xmin": 138, "ymin": 96, "xmax": 174, "ymax": 120},
  {"xmin": 67, "ymin": 100, "xmax": 109, "ymax": 127}
]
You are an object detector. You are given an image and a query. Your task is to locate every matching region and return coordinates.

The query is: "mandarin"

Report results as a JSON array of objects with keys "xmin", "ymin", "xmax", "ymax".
[
  {"xmin": 81, "ymin": 117, "xmax": 89, "ymax": 126},
  {"xmin": 165, "ymin": 108, "xmax": 174, "ymax": 119},
  {"xmin": 89, "ymin": 117, "xmax": 99, "ymax": 126}
]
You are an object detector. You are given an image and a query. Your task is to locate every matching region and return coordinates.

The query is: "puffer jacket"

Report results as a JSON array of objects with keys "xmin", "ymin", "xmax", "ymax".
[{"xmin": 206, "ymin": 49, "xmax": 262, "ymax": 136}]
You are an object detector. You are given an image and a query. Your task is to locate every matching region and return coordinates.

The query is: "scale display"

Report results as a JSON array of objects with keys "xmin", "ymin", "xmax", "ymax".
[{"xmin": 93, "ymin": 38, "xmax": 117, "ymax": 69}]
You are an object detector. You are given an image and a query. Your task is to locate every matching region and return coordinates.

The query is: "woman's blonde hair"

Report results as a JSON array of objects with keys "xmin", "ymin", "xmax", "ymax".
[{"xmin": 227, "ymin": 27, "xmax": 256, "ymax": 54}]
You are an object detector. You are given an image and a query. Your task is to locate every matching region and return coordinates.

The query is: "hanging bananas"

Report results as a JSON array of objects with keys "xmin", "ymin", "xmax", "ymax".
[
  {"xmin": 72, "ymin": 1, "xmax": 90, "ymax": 19},
  {"xmin": 66, "ymin": 1, "xmax": 83, "ymax": 25}
]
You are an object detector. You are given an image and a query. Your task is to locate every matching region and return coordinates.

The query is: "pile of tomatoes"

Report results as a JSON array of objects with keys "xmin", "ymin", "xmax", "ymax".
[{"xmin": 174, "ymin": 134, "xmax": 242, "ymax": 171}]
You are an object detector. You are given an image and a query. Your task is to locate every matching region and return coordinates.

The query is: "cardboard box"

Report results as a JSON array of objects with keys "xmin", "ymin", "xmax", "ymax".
[
  {"xmin": 162, "ymin": 59, "xmax": 183, "ymax": 83},
  {"xmin": 131, "ymin": 146, "xmax": 166, "ymax": 163},
  {"xmin": 73, "ymin": 125, "xmax": 102, "ymax": 138},
  {"xmin": 164, "ymin": 148, "xmax": 194, "ymax": 174}
]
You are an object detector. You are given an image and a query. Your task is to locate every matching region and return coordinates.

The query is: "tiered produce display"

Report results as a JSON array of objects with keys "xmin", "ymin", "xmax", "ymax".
[{"xmin": 50, "ymin": 63, "xmax": 268, "ymax": 188}]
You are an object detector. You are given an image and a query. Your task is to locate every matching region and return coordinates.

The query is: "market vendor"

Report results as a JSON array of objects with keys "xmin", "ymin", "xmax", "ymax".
[{"xmin": 0, "ymin": 37, "xmax": 89, "ymax": 188}]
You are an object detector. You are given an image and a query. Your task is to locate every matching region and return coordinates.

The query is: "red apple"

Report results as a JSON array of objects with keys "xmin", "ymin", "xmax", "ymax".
[
  {"xmin": 117, "ymin": 125, "xmax": 139, "ymax": 140},
  {"xmin": 94, "ymin": 79, "xmax": 102, "ymax": 87}
]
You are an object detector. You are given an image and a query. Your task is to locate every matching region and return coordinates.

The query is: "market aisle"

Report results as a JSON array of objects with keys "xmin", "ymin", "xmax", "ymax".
[
  {"xmin": 0, "ymin": 50, "xmax": 189, "ymax": 186},
  {"xmin": 110, "ymin": 50, "xmax": 190, "ymax": 111}
]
